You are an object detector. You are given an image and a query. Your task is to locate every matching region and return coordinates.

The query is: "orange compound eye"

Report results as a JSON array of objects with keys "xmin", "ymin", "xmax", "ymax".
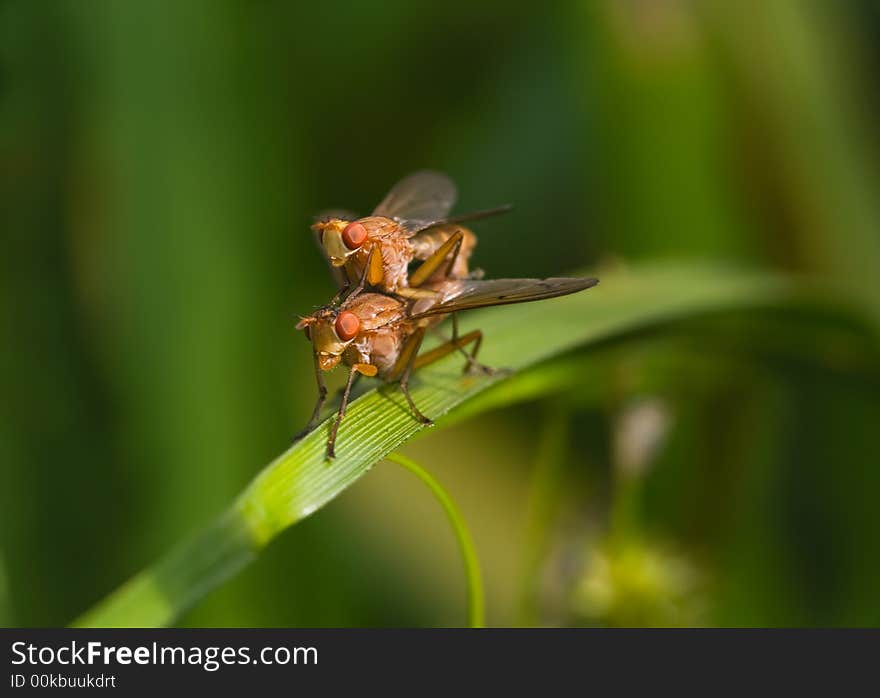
[
  {"xmin": 341, "ymin": 222, "xmax": 368, "ymax": 250},
  {"xmin": 334, "ymin": 311, "xmax": 360, "ymax": 341}
]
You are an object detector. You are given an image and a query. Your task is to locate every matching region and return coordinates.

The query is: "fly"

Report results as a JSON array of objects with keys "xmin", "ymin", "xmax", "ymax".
[
  {"xmin": 311, "ymin": 171, "xmax": 510, "ymax": 301},
  {"xmin": 295, "ymin": 276, "xmax": 599, "ymax": 458}
]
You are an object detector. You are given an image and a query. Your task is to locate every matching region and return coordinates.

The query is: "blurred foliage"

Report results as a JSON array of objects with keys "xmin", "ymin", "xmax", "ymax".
[{"xmin": 2, "ymin": 0, "xmax": 880, "ymax": 627}]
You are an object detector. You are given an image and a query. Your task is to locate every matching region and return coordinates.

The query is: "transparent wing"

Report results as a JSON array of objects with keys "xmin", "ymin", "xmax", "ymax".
[
  {"xmin": 408, "ymin": 277, "xmax": 599, "ymax": 319},
  {"xmin": 406, "ymin": 204, "xmax": 513, "ymax": 240},
  {"xmin": 431, "ymin": 204, "xmax": 512, "ymax": 227},
  {"xmin": 313, "ymin": 208, "xmax": 358, "ymax": 224},
  {"xmin": 373, "ymin": 171, "xmax": 457, "ymax": 230}
]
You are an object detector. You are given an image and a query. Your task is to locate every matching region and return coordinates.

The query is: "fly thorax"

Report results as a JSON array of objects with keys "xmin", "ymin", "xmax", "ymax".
[
  {"xmin": 366, "ymin": 328, "xmax": 401, "ymax": 378},
  {"xmin": 383, "ymin": 241, "xmax": 410, "ymax": 290}
]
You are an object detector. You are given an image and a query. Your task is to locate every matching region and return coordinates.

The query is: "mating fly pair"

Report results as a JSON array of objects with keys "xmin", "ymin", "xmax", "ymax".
[{"xmin": 298, "ymin": 171, "xmax": 598, "ymax": 458}]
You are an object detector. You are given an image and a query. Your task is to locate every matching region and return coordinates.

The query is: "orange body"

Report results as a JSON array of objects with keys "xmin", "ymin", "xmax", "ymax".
[
  {"xmin": 301, "ymin": 291, "xmax": 441, "ymax": 380},
  {"xmin": 313, "ymin": 216, "xmax": 477, "ymax": 294}
]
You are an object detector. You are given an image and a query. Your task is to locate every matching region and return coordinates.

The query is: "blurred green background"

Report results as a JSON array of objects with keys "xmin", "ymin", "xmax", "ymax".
[{"xmin": 2, "ymin": 0, "xmax": 880, "ymax": 627}]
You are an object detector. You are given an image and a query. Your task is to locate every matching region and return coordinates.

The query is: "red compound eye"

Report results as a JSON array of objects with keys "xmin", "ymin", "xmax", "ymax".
[
  {"xmin": 334, "ymin": 311, "xmax": 360, "ymax": 341},
  {"xmin": 341, "ymin": 222, "xmax": 367, "ymax": 250}
]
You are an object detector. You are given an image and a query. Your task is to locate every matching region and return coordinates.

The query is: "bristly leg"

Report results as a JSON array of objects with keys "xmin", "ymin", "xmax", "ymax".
[
  {"xmin": 332, "ymin": 372, "xmax": 361, "ymax": 404},
  {"xmin": 415, "ymin": 326, "xmax": 501, "ymax": 380},
  {"xmin": 449, "ymin": 313, "xmax": 495, "ymax": 376},
  {"xmin": 330, "ymin": 246, "xmax": 377, "ymax": 309},
  {"xmin": 389, "ymin": 326, "xmax": 433, "ymax": 425},
  {"xmin": 326, "ymin": 365, "xmax": 360, "ymax": 459},
  {"xmin": 408, "ymin": 229, "xmax": 464, "ymax": 288},
  {"xmin": 327, "ymin": 283, "xmax": 351, "ymax": 309},
  {"xmin": 293, "ymin": 351, "xmax": 328, "ymax": 442},
  {"xmin": 399, "ymin": 354, "xmax": 433, "ymax": 426}
]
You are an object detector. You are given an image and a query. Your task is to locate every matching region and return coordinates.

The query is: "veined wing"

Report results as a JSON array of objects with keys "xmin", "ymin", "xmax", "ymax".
[
  {"xmin": 373, "ymin": 171, "xmax": 457, "ymax": 232},
  {"xmin": 313, "ymin": 208, "xmax": 358, "ymax": 224},
  {"xmin": 428, "ymin": 204, "xmax": 512, "ymax": 227},
  {"xmin": 408, "ymin": 277, "xmax": 599, "ymax": 319},
  {"xmin": 407, "ymin": 204, "xmax": 513, "ymax": 241}
]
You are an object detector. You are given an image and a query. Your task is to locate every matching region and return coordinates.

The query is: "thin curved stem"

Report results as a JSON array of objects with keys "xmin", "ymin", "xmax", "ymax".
[{"xmin": 386, "ymin": 452, "xmax": 485, "ymax": 628}]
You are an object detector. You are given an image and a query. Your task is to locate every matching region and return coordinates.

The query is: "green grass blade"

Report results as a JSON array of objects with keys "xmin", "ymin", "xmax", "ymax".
[
  {"xmin": 73, "ymin": 262, "xmax": 841, "ymax": 627},
  {"xmin": 74, "ymin": 514, "xmax": 256, "ymax": 628}
]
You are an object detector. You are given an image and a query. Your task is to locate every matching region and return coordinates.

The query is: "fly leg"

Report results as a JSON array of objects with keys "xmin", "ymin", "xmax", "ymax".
[
  {"xmin": 414, "ymin": 327, "xmax": 489, "ymax": 377},
  {"xmin": 332, "ymin": 372, "xmax": 361, "ymax": 405},
  {"xmin": 429, "ymin": 319, "xmax": 475, "ymax": 370},
  {"xmin": 327, "ymin": 283, "xmax": 351, "ymax": 308},
  {"xmin": 439, "ymin": 313, "xmax": 496, "ymax": 376},
  {"xmin": 334, "ymin": 246, "xmax": 379, "ymax": 306},
  {"xmin": 408, "ymin": 229, "xmax": 464, "ymax": 287},
  {"xmin": 293, "ymin": 351, "xmax": 328, "ymax": 442},
  {"xmin": 388, "ymin": 327, "xmax": 433, "ymax": 425},
  {"xmin": 326, "ymin": 364, "xmax": 373, "ymax": 459}
]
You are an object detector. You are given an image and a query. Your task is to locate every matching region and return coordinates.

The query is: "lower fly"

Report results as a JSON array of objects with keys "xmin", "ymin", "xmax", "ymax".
[{"xmin": 295, "ymin": 276, "xmax": 598, "ymax": 458}]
